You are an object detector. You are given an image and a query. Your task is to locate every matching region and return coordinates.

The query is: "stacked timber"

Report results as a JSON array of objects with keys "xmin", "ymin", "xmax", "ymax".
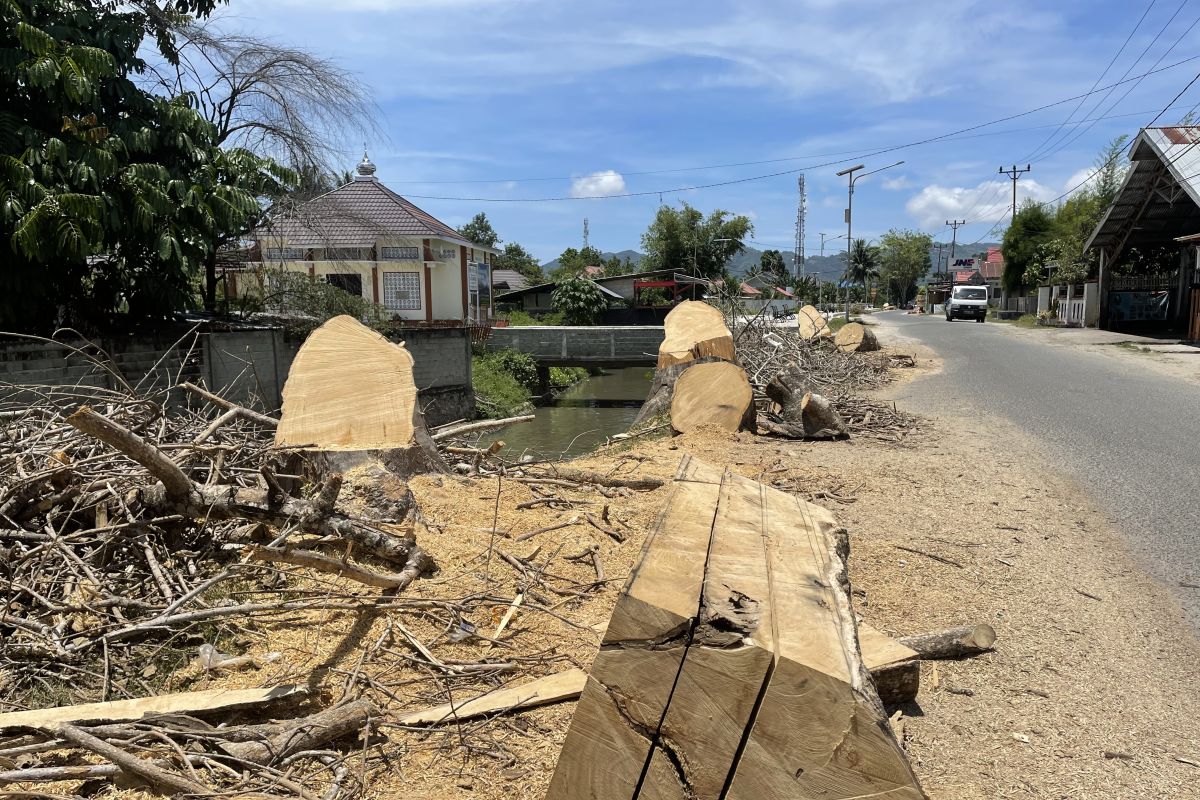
[
  {"xmin": 632, "ymin": 301, "xmax": 755, "ymax": 434},
  {"xmin": 546, "ymin": 456, "xmax": 926, "ymax": 800},
  {"xmin": 275, "ymin": 315, "xmax": 445, "ymax": 476}
]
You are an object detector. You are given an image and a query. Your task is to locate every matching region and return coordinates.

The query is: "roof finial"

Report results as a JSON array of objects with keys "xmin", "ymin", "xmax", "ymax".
[{"xmin": 355, "ymin": 146, "xmax": 377, "ymax": 180}]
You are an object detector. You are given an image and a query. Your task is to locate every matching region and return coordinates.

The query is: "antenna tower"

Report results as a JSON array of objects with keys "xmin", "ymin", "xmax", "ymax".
[
  {"xmin": 583, "ymin": 218, "xmax": 590, "ymax": 249},
  {"xmin": 794, "ymin": 175, "xmax": 807, "ymax": 279}
]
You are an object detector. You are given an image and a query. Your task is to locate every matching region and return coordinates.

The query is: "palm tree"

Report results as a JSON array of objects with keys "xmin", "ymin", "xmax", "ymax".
[{"xmin": 843, "ymin": 238, "xmax": 879, "ymax": 318}]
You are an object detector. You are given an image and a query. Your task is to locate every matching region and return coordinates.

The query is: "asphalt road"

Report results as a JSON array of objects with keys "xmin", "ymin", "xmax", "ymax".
[{"xmin": 874, "ymin": 311, "xmax": 1200, "ymax": 625}]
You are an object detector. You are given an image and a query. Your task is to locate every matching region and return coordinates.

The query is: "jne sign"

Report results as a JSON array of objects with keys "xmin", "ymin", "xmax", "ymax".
[{"xmin": 949, "ymin": 257, "xmax": 977, "ymax": 269}]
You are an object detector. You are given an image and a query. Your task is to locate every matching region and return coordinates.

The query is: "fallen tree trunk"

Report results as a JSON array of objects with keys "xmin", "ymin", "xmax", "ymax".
[
  {"xmin": 669, "ymin": 360, "xmax": 757, "ymax": 434},
  {"xmin": 221, "ymin": 699, "xmax": 378, "ymax": 765},
  {"xmin": 431, "ymin": 415, "xmax": 534, "ymax": 442},
  {"xmin": 899, "ymin": 623, "xmax": 996, "ymax": 659},
  {"xmin": 547, "ymin": 457, "xmax": 925, "ymax": 800},
  {"xmin": 834, "ymin": 321, "xmax": 880, "ymax": 353}
]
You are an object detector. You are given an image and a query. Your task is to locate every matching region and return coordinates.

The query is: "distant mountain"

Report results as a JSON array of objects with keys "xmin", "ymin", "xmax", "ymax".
[{"xmin": 538, "ymin": 241, "xmax": 1000, "ymax": 283}]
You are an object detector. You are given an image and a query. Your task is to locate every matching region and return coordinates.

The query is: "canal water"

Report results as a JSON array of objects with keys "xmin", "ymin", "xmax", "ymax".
[{"xmin": 480, "ymin": 366, "xmax": 652, "ymax": 460}]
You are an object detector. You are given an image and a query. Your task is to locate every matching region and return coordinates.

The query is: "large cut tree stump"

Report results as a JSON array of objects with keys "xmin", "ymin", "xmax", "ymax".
[
  {"xmin": 546, "ymin": 457, "xmax": 925, "ymax": 800},
  {"xmin": 797, "ymin": 304, "xmax": 832, "ymax": 340},
  {"xmin": 669, "ymin": 360, "xmax": 756, "ymax": 435},
  {"xmin": 656, "ymin": 301, "xmax": 736, "ymax": 368},
  {"xmin": 834, "ymin": 321, "xmax": 880, "ymax": 353},
  {"xmin": 631, "ymin": 355, "xmax": 726, "ymax": 429},
  {"xmin": 275, "ymin": 315, "xmax": 445, "ymax": 477}
]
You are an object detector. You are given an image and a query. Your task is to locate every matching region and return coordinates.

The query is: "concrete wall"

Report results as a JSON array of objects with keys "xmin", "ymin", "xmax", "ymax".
[
  {"xmin": 0, "ymin": 324, "xmax": 473, "ymax": 428},
  {"xmin": 486, "ymin": 326, "xmax": 664, "ymax": 366}
]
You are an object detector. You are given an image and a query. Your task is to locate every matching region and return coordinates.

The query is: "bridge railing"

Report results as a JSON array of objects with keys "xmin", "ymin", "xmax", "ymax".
[{"xmin": 484, "ymin": 326, "xmax": 665, "ymax": 365}]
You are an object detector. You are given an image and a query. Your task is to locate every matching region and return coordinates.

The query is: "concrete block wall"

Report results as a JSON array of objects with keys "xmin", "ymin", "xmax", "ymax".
[{"xmin": 0, "ymin": 324, "xmax": 474, "ymax": 428}]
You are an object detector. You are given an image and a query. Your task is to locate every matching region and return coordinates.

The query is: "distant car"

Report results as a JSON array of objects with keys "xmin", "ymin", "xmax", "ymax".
[{"xmin": 945, "ymin": 286, "xmax": 988, "ymax": 322}]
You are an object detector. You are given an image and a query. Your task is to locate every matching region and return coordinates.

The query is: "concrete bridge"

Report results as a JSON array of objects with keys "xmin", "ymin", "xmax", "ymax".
[{"xmin": 484, "ymin": 326, "xmax": 664, "ymax": 368}]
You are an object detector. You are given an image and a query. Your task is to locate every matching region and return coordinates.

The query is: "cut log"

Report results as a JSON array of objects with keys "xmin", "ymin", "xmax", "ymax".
[
  {"xmin": 669, "ymin": 360, "xmax": 756, "ymax": 435},
  {"xmin": 631, "ymin": 355, "xmax": 726, "ymax": 428},
  {"xmin": 430, "ymin": 414, "xmax": 534, "ymax": 442},
  {"xmin": 764, "ymin": 368, "xmax": 848, "ymax": 438},
  {"xmin": 392, "ymin": 668, "xmax": 587, "ymax": 726},
  {"xmin": 275, "ymin": 315, "xmax": 445, "ymax": 476},
  {"xmin": 860, "ymin": 624, "xmax": 921, "ymax": 706},
  {"xmin": 834, "ymin": 321, "xmax": 880, "ymax": 353},
  {"xmin": 0, "ymin": 686, "xmax": 303, "ymax": 732},
  {"xmin": 797, "ymin": 304, "xmax": 832, "ymax": 340},
  {"xmin": 657, "ymin": 301, "xmax": 736, "ymax": 369},
  {"xmin": 547, "ymin": 457, "xmax": 925, "ymax": 800},
  {"xmin": 899, "ymin": 623, "xmax": 996, "ymax": 659},
  {"xmin": 221, "ymin": 699, "xmax": 377, "ymax": 765}
]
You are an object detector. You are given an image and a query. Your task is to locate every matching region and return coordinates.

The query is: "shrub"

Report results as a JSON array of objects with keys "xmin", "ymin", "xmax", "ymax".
[
  {"xmin": 481, "ymin": 349, "xmax": 539, "ymax": 392},
  {"xmin": 548, "ymin": 366, "xmax": 588, "ymax": 390},
  {"xmin": 472, "ymin": 355, "xmax": 533, "ymax": 418},
  {"xmin": 551, "ymin": 276, "xmax": 607, "ymax": 325}
]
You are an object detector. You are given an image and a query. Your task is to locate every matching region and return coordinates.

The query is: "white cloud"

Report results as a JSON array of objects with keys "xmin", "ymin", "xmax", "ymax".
[
  {"xmin": 1063, "ymin": 168, "xmax": 1097, "ymax": 193},
  {"xmin": 882, "ymin": 175, "xmax": 914, "ymax": 191},
  {"xmin": 905, "ymin": 179, "xmax": 1058, "ymax": 229},
  {"xmin": 570, "ymin": 170, "xmax": 627, "ymax": 198}
]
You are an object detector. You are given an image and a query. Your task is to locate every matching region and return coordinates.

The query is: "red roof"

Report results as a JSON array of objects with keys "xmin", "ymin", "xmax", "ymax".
[
  {"xmin": 740, "ymin": 282, "xmax": 762, "ymax": 296},
  {"xmin": 583, "ymin": 266, "xmax": 604, "ymax": 276},
  {"xmin": 979, "ymin": 246, "xmax": 1004, "ymax": 279},
  {"xmin": 953, "ymin": 269, "xmax": 978, "ymax": 283},
  {"xmin": 773, "ymin": 286, "xmax": 795, "ymax": 298}
]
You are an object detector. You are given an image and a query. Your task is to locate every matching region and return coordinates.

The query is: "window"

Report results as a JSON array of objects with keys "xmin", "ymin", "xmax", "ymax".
[
  {"xmin": 953, "ymin": 287, "xmax": 987, "ymax": 300},
  {"xmin": 263, "ymin": 247, "xmax": 304, "ymax": 261},
  {"xmin": 383, "ymin": 271, "xmax": 421, "ymax": 310},
  {"xmin": 315, "ymin": 247, "xmax": 369, "ymax": 261},
  {"xmin": 380, "ymin": 246, "xmax": 420, "ymax": 260},
  {"xmin": 438, "ymin": 247, "xmax": 458, "ymax": 261},
  {"xmin": 326, "ymin": 273, "xmax": 363, "ymax": 297}
]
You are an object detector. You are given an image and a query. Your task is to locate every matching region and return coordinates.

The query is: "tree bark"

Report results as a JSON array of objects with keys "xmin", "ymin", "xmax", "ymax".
[
  {"xmin": 898, "ymin": 624, "xmax": 996, "ymax": 659},
  {"xmin": 220, "ymin": 699, "xmax": 377, "ymax": 765}
]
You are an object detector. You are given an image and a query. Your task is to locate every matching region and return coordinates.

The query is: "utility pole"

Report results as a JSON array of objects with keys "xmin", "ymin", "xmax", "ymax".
[
  {"xmin": 795, "ymin": 175, "xmax": 807, "ymax": 281},
  {"xmin": 999, "ymin": 164, "xmax": 1032, "ymax": 224},
  {"xmin": 931, "ymin": 242, "xmax": 945, "ymax": 313},
  {"xmin": 946, "ymin": 219, "xmax": 964, "ymax": 298},
  {"xmin": 582, "ymin": 218, "xmax": 589, "ymax": 250},
  {"xmin": 998, "ymin": 164, "xmax": 1030, "ymax": 310},
  {"xmin": 837, "ymin": 161, "xmax": 903, "ymax": 321}
]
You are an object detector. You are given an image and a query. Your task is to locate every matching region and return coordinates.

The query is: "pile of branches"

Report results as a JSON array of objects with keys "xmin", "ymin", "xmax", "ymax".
[
  {"xmin": 707, "ymin": 296, "xmax": 921, "ymax": 441},
  {"xmin": 0, "ymin": 366, "xmax": 432, "ymax": 796}
]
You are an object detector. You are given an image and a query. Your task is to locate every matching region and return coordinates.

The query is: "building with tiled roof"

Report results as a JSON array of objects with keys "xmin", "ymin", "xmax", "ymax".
[{"xmin": 249, "ymin": 153, "xmax": 499, "ymax": 323}]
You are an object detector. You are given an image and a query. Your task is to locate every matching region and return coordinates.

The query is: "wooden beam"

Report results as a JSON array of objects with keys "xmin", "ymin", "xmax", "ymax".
[{"xmin": 393, "ymin": 668, "xmax": 586, "ymax": 726}]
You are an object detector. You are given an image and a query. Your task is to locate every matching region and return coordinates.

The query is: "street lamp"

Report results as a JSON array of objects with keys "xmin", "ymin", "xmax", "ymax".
[{"xmin": 836, "ymin": 160, "xmax": 903, "ymax": 321}]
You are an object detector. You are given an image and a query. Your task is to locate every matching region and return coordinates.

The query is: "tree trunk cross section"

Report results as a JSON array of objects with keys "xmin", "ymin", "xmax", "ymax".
[{"xmin": 546, "ymin": 456, "xmax": 925, "ymax": 800}]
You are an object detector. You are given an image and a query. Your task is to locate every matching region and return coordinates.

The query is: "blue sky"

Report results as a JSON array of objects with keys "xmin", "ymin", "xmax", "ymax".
[{"xmin": 222, "ymin": 0, "xmax": 1200, "ymax": 270}]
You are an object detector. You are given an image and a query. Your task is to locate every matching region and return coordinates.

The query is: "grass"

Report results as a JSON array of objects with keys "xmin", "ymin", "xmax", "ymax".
[
  {"xmin": 827, "ymin": 316, "xmax": 850, "ymax": 334},
  {"xmin": 472, "ymin": 355, "xmax": 533, "ymax": 418},
  {"xmin": 987, "ymin": 312, "xmax": 1039, "ymax": 328}
]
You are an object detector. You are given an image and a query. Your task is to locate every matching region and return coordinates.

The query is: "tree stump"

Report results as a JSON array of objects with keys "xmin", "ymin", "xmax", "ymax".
[
  {"xmin": 764, "ymin": 367, "xmax": 848, "ymax": 439},
  {"xmin": 656, "ymin": 300, "xmax": 736, "ymax": 368},
  {"xmin": 797, "ymin": 304, "xmax": 832, "ymax": 340},
  {"xmin": 834, "ymin": 321, "xmax": 880, "ymax": 353}
]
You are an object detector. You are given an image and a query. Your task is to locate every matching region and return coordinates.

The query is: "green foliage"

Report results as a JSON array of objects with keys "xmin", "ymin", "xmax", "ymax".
[
  {"xmin": 635, "ymin": 286, "xmax": 669, "ymax": 307},
  {"xmin": 603, "ymin": 256, "xmax": 637, "ymax": 277},
  {"xmin": 552, "ymin": 275, "xmax": 607, "ymax": 325},
  {"xmin": 640, "ymin": 202, "xmax": 753, "ymax": 278},
  {"xmin": 548, "ymin": 366, "xmax": 588, "ymax": 390},
  {"xmin": 846, "ymin": 239, "xmax": 880, "ymax": 286},
  {"xmin": 483, "ymin": 349, "xmax": 539, "ymax": 392},
  {"xmin": 792, "ymin": 274, "xmax": 819, "ymax": 304},
  {"xmin": 472, "ymin": 355, "xmax": 532, "ymax": 418},
  {"xmin": 493, "ymin": 241, "xmax": 542, "ymax": 283},
  {"xmin": 0, "ymin": 0, "xmax": 291, "ymax": 332},
  {"xmin": 877, "ymin": 229, "xmax": 933, "ymax": 305},
  {"xmin": 502, "ymin": 309, "xmax": 564, "ymax": 326},
  {"xmin": 1002, "ymin": 201, "xmax": 1054, "ymax": 293},
  {"xmin": 759, "ymin": 249, "xmax": 787, "ymax": 283},
  {"xmin": 263, "ymin": 271, "xmax": 383, "ymax": 327},
  {"xmin": 458, "ymin": 212, "xmax": 500, "ymax": 248}
]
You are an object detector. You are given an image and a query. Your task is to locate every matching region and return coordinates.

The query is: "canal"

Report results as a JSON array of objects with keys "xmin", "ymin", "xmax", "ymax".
[{"xmin": 480, "ymin": 366, "xmax": 652, "ymax": 460}]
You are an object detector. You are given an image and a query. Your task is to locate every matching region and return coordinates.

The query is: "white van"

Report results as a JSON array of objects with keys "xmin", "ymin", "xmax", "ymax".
[{"xmin": 945, "ymin": 285, "xmax": 988, "ymax": 322}]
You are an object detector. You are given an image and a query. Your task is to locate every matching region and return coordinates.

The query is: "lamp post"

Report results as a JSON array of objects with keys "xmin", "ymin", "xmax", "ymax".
[{"xmin": 836, "ymin": 160, "xmax": 903, "ymax": 321}]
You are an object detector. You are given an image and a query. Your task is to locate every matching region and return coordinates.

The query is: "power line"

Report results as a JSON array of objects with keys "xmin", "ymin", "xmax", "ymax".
[{"xmin": 395, "ymin": 56, "xmax": 1200, "ymax": 203}]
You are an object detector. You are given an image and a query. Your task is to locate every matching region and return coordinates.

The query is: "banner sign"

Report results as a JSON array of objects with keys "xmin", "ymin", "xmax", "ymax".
[{"xmin": 1109, "ymin": 290, "xmax": 1169, "ymax": 322}]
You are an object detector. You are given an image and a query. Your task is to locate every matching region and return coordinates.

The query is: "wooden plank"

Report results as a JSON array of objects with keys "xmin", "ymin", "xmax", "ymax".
[
  {"xmin": 726, "ymin": 486, "xmax": 925, "ymax": 799},
  {"xmin": 545, "ymin": 456, "xmax": 721, "ymax": 800},
  {"xmin": 393, "ymin": 669, "xmax": 585, "ymax": 726},
  {"xmin": 860, "ymin": 623, "xmax": 922, "ymax": 706},
  {"xmin": 860, "ymin": 624, "xmax": 919, "ymax": 670},
  {"xmin": 0, "ymin": 686, "xmax": 304, "ymax": 732},
  {"xmin": 643, "ymin": 471, "xmax": 774, "ymax": 799}
]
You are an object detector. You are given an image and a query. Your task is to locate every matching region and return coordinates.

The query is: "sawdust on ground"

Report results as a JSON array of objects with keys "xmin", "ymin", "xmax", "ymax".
[{"xmin": 43, "ymin": 347, "xmax": 1200, "ymax": 800}]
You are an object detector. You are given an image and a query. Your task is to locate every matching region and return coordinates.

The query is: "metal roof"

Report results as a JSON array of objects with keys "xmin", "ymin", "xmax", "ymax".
[
  {"xmin": 1085, "ymin": 126, "xmax": 1200, "ymax": 255},
  {"xmin": 260, "ymin": 179, "xmax": 490, "ymax": 250}
]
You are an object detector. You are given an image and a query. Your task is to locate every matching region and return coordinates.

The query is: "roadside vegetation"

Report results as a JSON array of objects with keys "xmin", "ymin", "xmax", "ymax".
[{"xmin": 472, "ymin": 348, "xmax": 589, "ymax": 418}]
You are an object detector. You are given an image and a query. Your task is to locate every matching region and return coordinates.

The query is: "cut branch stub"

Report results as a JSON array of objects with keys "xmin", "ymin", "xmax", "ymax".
[
  {"xmin": 657, "ymin": 300, "xmax": 736, "ymax": 369},
  {"xmin": 669, "ymin": 360, "xmax": 756, "ymax": 434}
]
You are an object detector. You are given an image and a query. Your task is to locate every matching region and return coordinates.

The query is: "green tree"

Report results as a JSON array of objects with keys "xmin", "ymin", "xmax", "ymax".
[
  {"xmin": 846, "ymin": 239, "xmax": 880, "ymax": 286},
  {"xmin": 458, "ymin": 212, "xmax": 500, "ymax": 249},
  {"xmin": 1092, "ymin": 134, "xmax": 1130, "ymax": 206},
  {"xmin": 550, "ymin": 245, "xmax": 605, "ymax": 279},
  {"xmin": 0, "ymin": 0, "xmax": 289, "ymax": 332},
  {"xmin": 1002, "ymin": 201, "xmax": 1055, "ymax": 294},
  {"xmin": 493, "ymin": 241, "xmax": 542, "ymax": 283},
  {"xmin": 877, "ymin": 229, "xmax": 933, "ymax": 305},
  {"xmin": 551, "ymin": 275, "xmax": 607, "ymax": 325},
  {"xmin": 640, "ymin": 202, "xmax": 753, "ymax": 279},
  {"xmin": 760, "ymin": 249, "xmax": 788, "ymax": 284}
]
